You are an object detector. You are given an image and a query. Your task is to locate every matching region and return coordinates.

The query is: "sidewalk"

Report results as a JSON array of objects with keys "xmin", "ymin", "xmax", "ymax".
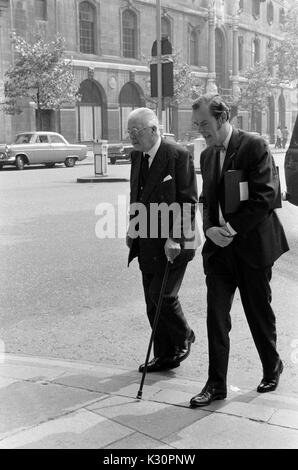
[{"xmin": 0, "ymin": 354, "xmax": 298, "ymax": 449}]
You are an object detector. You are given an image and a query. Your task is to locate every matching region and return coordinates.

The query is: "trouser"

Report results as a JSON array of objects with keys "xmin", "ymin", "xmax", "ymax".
[
  {"xmin": 205, "ymin": 246, "xmax": 280, "ymax": 390},
  {"xmin": 141, "ymin": 262, "xmax": 192, "ymax": 358}
]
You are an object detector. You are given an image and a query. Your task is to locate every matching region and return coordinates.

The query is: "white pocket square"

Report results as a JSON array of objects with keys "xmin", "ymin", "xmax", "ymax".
[{"xmin": 162, "ymin": 175, "xmax": 172, "ymax": 183}]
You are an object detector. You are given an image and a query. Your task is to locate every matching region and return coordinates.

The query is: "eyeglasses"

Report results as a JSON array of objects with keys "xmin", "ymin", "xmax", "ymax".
[{"xmin": 126, "ymin": 126, "xmax": 150, "ymax": 136}]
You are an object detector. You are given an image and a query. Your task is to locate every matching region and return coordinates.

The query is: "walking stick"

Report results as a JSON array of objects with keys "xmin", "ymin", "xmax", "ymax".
[{"xmin": 136, "ymin": 260, "xmax": 170, "ymax": 400}]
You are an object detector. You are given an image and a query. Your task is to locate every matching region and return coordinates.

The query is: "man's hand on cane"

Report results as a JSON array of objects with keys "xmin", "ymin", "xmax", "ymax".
[{"xmin": 165, "ymin": 238, "xmax": 181, "ymax": 264}]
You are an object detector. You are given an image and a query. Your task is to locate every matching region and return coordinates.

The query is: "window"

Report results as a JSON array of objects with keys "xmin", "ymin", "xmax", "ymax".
[
  {"xmin": 279, "ymin": 8, "xmax": 286, "ymax": 25},
  {"xmin": 252, "ymin": 38, "xmax": 260, "ymax": 65},
  {"xmin": 252, "ymin": 0, "xmax": 260, "ymax": 19},
  {"xmin": 77, "ymin": 79, "xmax": 103, "ymax": 142},
  {"xmin": 161, "ymin": 16, "xmax": 171, "ymax": 41},
  {"xmin": 79, "ymin": 1, "xmax": 96, "ymax": 54},
  {"xmin": 50, "ymin": 135, "xmax": 65, "ymax": 144},
  {"xmin": 35, "ymin": 0, "xmax": 47, "ymax": 20},
  {"xmin": 238, "ymin": 36, "xmax": 244, "ymax": 72},
  {"xmin": 267, "ymin": 1, "xmax": 274, "ymax": 25},
  {"xmin": 190, "ymin": 30, "xmax": 199, "ymax": 66},
  {"xmin": 15, "ymin": 1, "xmax": 27, "ymax": 36},
  {"xmin": 119, "ymin": 82, "xmax": 143, "ymax": 140},
  {"xmin": 122, "ymin": 10, "xmax": 137, "ymax": 58},
  {"xmin": 37, "ymin": 134, "xmax": 49, "ymax": 143}
]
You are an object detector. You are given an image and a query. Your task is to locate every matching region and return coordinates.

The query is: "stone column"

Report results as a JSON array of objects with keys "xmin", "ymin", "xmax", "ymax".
[
  {"xmin": 231, "ymin": 15, "xmax": 241, "ymax": 101},
  {"xmin": 206, "ymin": 6, "xmax": 217, "ymax": 94}
]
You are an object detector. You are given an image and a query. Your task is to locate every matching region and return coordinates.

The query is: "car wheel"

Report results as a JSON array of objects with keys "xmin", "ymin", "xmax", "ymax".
[
  {"xmin": 45, "ymin": 163, "xmax": 55, "ymax": 168},
  {"xmin": 65, "ymin": 157, "xmax": 76, "ymax": 167},
  {"xmin": 110, "ymin": 157, "xmax": 116, "ymax": 165},
  {"xmin": 16, "ymin": 156, "xmax": 25, "ymax": 170},
  {"xmin": 0, "ymin": 164, "xmax": 3, "ymax": 170}
]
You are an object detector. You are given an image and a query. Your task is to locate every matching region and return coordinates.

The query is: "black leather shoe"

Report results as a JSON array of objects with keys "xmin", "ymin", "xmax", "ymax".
[
  {"xmin": 190, "ymin": 384, "xmax": 227, "ymax": 408},
  {"xmin": 257, "ymin": 360, "xmax": 284, "ymax": 393},
  {"xmin": 174, "ymin": 330, "xmax": 196, "ymax": 363},
  {"xmin": 138, "ymin": 357, "xmax": 180, "ymax": 373}
]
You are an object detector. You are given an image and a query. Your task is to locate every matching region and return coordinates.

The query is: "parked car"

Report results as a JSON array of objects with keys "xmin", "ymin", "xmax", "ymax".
[
  {"xmin": 0, "ymin": 132, "xmax": 88, "ymax": 170},
  {"xmin": 284, "ymin": 114, "xmax": 298, "ymax": 206},
  {"xmin": 108, "ymin": 142, "xmax": 133, "ymax": 165}
]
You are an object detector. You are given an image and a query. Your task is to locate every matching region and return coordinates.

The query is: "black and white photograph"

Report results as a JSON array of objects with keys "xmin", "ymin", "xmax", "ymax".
[{"xmin": 0, "ymin": 0, "xmax": 298, "ymax": 457}]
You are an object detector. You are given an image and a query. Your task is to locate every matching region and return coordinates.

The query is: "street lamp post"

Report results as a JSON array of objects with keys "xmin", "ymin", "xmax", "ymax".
[{"xmin": 156, "ymin": 0, "xmax": 163, "ymax": 131}]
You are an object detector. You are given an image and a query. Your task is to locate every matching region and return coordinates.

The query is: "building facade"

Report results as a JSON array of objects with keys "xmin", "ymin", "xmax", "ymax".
[{"xmin": 0, "ymin": 0, "xmax": 297, "ymax": 144}]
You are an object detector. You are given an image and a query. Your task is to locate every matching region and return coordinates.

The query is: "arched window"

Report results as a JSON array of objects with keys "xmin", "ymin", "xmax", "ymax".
[
  {"xmin": 279, "ymin": 8, "xmax": 286, "ymax": 25},
  {"xmin": 119, "ymin": 82, "xmax": 144, "ymax": 140},
  {"xmin": 122, "ymin": 10, "xmax": 137, "ymax": 58},
  {"xmin": 79, "ymin": 1, "xmax": 96, "ymax": 54},
  {"xmin": 267, "ymin": 1, "xmax": 274, "ymax": 25},
  {"xmin": 190, "ymin": 30, "xmax": 199, "ymax": 66},
  {"xmin": 15, "ymin": 1, "xmax": 27, "ymax": 37},
  {"xmin": 77, "ymin": 79, "xmax": 103, "ymax": 141},
  {"xmin": 252, "ymin": 37, "xmax": 260, "ymax": 65},
  {"xmin": 252, "ymin": 0, "xmax": 260, "ymax": 20},
  {"xmin": 35, "ymin": 0, "xmax": 47, "ymax": 20},
  {"xmin": 161, "ymin": 16, "xmax": 171, "ymax": 41}
]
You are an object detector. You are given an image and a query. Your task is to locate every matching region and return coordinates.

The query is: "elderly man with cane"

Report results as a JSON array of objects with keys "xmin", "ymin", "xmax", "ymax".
[{"xmin": 126, "ymin": 108, "xmax": 199, "ymax": 381}]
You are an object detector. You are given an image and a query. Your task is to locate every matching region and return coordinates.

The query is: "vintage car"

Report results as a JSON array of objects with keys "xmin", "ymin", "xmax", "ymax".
[
  {"xmin": 284, "ymin": 114, "xmax": 298, "ymax": 206},
  {"xmin": 107, "ymin": 133, "xmax": 177, "ymax": 164},
  {"xmin": 107, "ymin": 142, "xmax": 133, "ymax": 165},
  {"xmin": 0, "ymin": 132, "xmax": 88, "ymax": 170}
]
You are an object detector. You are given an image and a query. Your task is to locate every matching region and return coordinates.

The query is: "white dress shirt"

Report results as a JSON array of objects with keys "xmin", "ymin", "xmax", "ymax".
[{"xmin": 144, "ymin": 136, "xmax": 161, "ymax": 167}]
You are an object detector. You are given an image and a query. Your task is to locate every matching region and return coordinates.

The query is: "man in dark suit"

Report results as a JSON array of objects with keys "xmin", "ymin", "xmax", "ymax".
[
  {"xmin": 190, "ymin": 93, "xmax": 289, "ymax": 407},
  {"xmin": 126, "ymin": 107, "xmax": 199, "ymax": 373}
]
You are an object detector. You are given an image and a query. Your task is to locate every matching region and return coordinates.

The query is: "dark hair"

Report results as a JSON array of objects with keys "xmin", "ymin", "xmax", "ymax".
[{"xmin": 192, "ymin": 93, "xmax": 230, "ymax": 121}]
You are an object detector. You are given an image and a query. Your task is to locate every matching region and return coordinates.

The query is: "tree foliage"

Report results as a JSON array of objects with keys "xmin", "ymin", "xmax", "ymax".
[
  {"xmin": 171, "ymin": 50, "xmax": 204, "ymax": 105},
  {"xmin": 3, "ymin": 32, "xmax": 79, "ymax": 123},
  {"xmin": 143, "ymin": 49, "xmax": 204, "ymax": 108},
  {"xmin": 267, "ymin": 7, "xmax": 298, "ymax": 83},
  {"xmin": 238, "ymin": 61, "xmax": 274, "ymax": 131},
  {"xmin": 240, "ymin": 61, "xmax": 274, "ymax": 112}
]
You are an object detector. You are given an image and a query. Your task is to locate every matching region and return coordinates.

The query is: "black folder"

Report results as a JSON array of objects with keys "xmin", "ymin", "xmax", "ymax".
[{"xmin": 224, "ymin": 167, "xmax": 282, "ymax": 214}]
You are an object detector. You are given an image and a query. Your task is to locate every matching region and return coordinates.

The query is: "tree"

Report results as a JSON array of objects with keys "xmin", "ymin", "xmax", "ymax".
[
  {"xmin": 3, "ymin": 32, "xmax": 79, "ymax": 130},
  {"xmin": 238, "ymin": 61, "xmax": 274, "ymax": 132},
  {"xmin": 267, "ymin": 7, "xmax": 298, "ymax": 84}
]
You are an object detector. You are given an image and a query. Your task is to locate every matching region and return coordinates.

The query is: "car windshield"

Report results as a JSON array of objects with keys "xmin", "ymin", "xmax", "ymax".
[{"xmin": 14, "ymin": 134, "xmax": 33, "ymax": 144}]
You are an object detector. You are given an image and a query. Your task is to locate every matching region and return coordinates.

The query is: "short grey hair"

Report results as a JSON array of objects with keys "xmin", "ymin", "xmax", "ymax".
[{"xmin": 128, "ymin": 107, "xmax": 161, "ymax": 134}]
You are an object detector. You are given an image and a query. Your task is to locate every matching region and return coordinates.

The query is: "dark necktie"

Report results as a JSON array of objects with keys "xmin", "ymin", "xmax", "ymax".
[{"xmin": 140, "ymin": 153, "xmax": 150, "ymax": 186}]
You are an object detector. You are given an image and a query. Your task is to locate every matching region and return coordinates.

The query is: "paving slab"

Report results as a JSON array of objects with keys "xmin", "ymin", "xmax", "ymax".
[
  {"xmin": 151, "ymin": 389, "xmax": 194, "ymax": 407},
  {"xmin": 52, "ymin": 372, "xmax": 144, "ymax": 395},
  {"xmin": 164, "ymin": 413, "xmax": 298, "ymax": 449},
  {"xmin": 0, "ymin": 380, "xmax": 104, "ymax": 439},
  {"xmin": 0, "ymin": 363, "xmax": 66, "ymax": 381},
  {"xmin": 216, "ymin": 401, "xmax": 276, "ymax": 422},
  {"xmin": 0, "ymin": 408, "xmax": 134, "ymax": 449},
  {"xmin": 89, "ymin": 399, "xmax": 210, "ymax": 440},
  {"xmin": 269, "ymin": 409, "xmax": 298, "ymax": 429},
  {"xmin": 105, "ymin": 431, "xmax": 176, "ymax": 449},
  {"xmin": 4, "ymin": 355, "xmax": 129, "ymax": 376}
]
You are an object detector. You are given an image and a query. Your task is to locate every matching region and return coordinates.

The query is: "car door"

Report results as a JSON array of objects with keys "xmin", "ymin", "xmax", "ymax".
[
  {"xmin": 30, "ymin": 134, "xmax": 51, "ymax": 164},
  {"xmin": 49, "ymin": 134, "xmax": 68, "ymax": 162}
]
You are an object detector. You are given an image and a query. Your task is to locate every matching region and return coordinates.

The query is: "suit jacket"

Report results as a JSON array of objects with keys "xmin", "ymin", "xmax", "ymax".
[
  {"xmin": 200, "ymin": 128, "xmax": 289, "ymax": 271},
  {"xmin": 128, "ymin": 139, "xmax": 199, "ymax": 272}
]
